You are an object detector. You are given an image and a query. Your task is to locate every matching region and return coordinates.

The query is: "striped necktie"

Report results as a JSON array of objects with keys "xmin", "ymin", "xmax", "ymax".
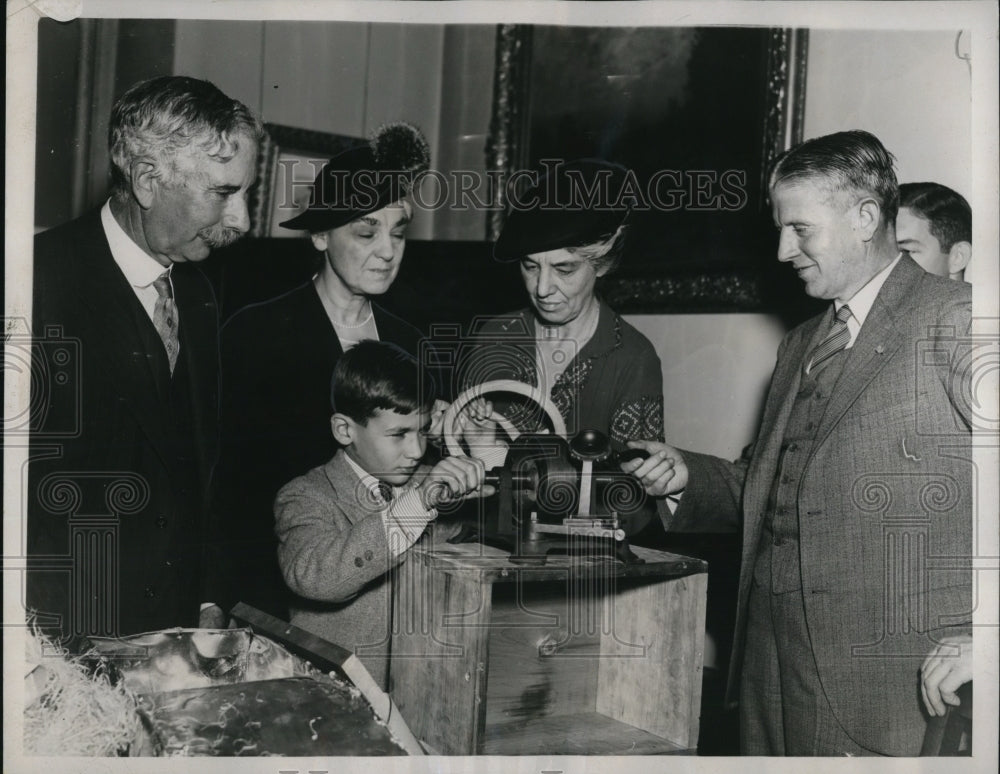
[
  {"xmin": 152, "ymin": 273, "xmax": 179, "ymax": 374},
  {"xmin": 806, "ymin": 304, "xmax": 852, "ymax": 374}
]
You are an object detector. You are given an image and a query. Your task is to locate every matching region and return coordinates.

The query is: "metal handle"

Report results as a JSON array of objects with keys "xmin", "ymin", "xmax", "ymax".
[{"xmin": 442, "ymin": 379, "xmax": 568, "ymax": 458}]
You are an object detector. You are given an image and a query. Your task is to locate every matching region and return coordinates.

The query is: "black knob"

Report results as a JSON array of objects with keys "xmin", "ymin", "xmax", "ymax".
[{"xmin": 569, "ymin": 429, "xmax": 611, "ymax": 462}]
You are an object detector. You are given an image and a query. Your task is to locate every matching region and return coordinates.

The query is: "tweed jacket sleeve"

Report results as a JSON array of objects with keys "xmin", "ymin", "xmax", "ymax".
[
  {"xmin": 667, "ymin": 448, "xmax": 747, "ymax": 533},
  {"xmin": 275, "ymin": 463, "xmax": 405, "ymax": 604}
]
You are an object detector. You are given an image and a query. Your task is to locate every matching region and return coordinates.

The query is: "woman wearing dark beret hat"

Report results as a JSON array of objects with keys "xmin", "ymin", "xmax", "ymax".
[
  {"xmin": 462, "ymin": 159, "xmax": 665, "ymax": 534},
  {"xmin": 212, "ymin": 124, "xmax": 433, "ymax": 619}
]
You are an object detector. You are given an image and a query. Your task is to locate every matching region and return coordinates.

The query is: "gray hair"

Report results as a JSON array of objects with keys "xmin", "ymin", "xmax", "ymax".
[
  {"xmin": 769, "ymin": 129, "xmax": 899, "ymax": 227},
  {"xmin": 566, "ymin": 224, "xmax": 629, "ymax": 275},
  {"xmin": 109, "ymin": 75, "xmax": 262, "ymax": 199}
]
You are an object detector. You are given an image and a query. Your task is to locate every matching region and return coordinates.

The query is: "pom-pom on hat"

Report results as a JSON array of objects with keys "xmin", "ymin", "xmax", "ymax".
[
  {"xmin": 280, "ymin": 122, "xmax": 430, "ymax": 233},
  {"xmin": 493, "ymin": 158, "xmax": 631, "ymax": 261}
]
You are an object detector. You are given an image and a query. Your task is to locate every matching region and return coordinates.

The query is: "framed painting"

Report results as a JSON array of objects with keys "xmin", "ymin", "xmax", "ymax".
[
  {"xmin": 249, "ymin": 123, "xmax": 361, "ymax": 238},
  {"xmin": 486, "ymin": 26, "xmax": 809, "ymax": 313}
]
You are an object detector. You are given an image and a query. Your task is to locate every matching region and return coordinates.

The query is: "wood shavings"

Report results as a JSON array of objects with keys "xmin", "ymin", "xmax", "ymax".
[
  {"xmin": 329, "ymin": 670, "xmax": 363, "ymax": 700},
  {"xmin": 24, "ymin": 628, "xmax": 145, "ymax": 756}
]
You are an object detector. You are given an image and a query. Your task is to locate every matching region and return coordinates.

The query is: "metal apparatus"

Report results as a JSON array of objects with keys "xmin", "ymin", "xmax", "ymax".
[{"xmin": 442, "ymin": 380, "xmax": 650, "ymax": 564}]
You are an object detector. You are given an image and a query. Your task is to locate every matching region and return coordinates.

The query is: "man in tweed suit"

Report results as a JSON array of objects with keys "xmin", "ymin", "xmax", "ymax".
[
  {"xmin": 275, "ymin": 341, "xmax": 489, "ymax": 689},
  {"xmin": 624, "ymin": 131, "xmax": 973, "ymax": 755}
]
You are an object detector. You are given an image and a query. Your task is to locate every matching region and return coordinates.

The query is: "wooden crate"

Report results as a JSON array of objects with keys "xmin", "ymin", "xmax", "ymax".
[{"xmin": 389, "ymin": 542, "xmax": 707, "ymax": 755}]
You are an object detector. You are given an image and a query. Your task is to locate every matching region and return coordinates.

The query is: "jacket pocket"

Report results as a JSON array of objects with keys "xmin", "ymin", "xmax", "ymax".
[{"xmin": 906, "ymin": 584, "xmax": 972, "ymax": 633}]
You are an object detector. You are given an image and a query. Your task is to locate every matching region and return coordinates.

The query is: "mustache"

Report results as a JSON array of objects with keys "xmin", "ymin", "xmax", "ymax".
[{"xmin": 200, "ymin": 226, "xmax": 244, "ymax": 249}]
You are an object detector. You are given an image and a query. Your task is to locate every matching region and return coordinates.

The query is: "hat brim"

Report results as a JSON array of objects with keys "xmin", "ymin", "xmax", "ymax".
[
  {"xmin": 493, "ymin": 207, "xmax": 627, "ymax": 261},
  {"xmin": 279, "ymin": 178, "xmax": 404, "ymax": 233}
]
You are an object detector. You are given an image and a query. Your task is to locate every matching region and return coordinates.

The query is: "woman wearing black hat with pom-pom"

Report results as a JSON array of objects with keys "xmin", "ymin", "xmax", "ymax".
[
  {"xmin": 212, "ymin": 123, "xmax": 432, "ymax": 619},
  {"xmin": 460, "ymin": 159, "xmax": 665, "ymax": 535}
]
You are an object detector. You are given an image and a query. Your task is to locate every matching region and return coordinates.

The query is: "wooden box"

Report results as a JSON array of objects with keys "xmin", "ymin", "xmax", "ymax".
[{"xmin": 389, "ymin": 542, "xmax": 707, "ymax": 755}]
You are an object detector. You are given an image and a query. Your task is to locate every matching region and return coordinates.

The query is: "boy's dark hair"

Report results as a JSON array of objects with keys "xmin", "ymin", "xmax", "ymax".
[
  {"xmin": 331, "ymin": 340, "xmax": 436, "ymax": 424},
  {"xmin": 899, "ymin": 182, "xmax": 972, "ymax": 251}
]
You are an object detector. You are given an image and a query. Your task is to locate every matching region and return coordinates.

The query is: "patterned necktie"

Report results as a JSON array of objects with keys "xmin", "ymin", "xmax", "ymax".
[
  {"xmin": 375, "ymin": 482, "xmax": 394, "ymax": 506},
  {"xmin": 806, "ymin": 304, "xmax": 852, "ymax": 374},
  {"xmin": 152, "ymin": 273, "xmax": 179, "ymax": 374}
]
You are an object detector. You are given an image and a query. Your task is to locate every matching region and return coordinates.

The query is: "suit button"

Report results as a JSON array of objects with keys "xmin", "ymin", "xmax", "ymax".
[
  {"xmin": 156, "ymin": 516, "xmax": 168, "ymax": 528},
  {"xmin": 144, "ymin": 585, "xmax": 156, "ymax": 598},
  {"xmin": 354, "ymin": 557, "xmax": 364, "ymax": 567},
  {"xmin": 805, "ymin": 422, "xmax": 815, "ymax": 431},
  {"xmin": 787, "ymin": 443, "xmax": 799, "ymax": 452},
  {"xmin": 780, "ymin": 474, "xmax": 792, "ymax": 485},
  {"xmin": 773, "ymin": 536, "xmax": 784, "ymax": 546},
  {"xmin": 364, "ymin": 550, "xmax": 374, "ymax": 561}
]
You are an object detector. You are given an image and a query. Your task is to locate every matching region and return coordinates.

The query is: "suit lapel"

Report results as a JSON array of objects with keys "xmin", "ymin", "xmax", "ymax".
[
  {"xmin": 74, "ymin": 214, "xmax": 176, "ymax": 471},
  {"xmin": 305, "ymin": 282, "xmax": 345, "ymax": 360},
  {"xmin": 372, "ymin": 303, "xmax": 418, "ymax": 352},
  {"xmin": 325, "ymin": 452, "xmax": 383, "ymax": 525},
  {"xmin": 809, "ymin": 258, "xmax": 919, "ymax": 457}
]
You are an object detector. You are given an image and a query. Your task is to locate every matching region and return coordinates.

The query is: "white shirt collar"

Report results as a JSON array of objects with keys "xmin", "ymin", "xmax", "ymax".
[
  {"xmin": 836, "ymin": 252, "xmax": 902, "ymax": 344},
  {"xmin": 101, "ymin": 200, "xmax": 170, "ymax": 288},
  {"xmin": 343, "ymin": 452, "xmax": 392, "ymax": 504}
]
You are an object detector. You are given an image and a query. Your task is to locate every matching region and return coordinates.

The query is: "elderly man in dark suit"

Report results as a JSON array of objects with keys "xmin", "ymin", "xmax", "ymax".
[
  {"xmin": 624, "ymin": 130, "xmax": 973, "ymax": 755},
  {"xmin": 27, "ymin": 76, "xmax": 261, "ymax": 642}
]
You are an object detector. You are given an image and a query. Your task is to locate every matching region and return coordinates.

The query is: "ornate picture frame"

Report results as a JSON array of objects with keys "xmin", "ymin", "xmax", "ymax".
[
  {"xmin": 248, "ymin": 123, "xmax": 361, "ymax": 237},
  {"xmin": 486, "ymin": 26, "xmax": 809, "ymax": 313}
]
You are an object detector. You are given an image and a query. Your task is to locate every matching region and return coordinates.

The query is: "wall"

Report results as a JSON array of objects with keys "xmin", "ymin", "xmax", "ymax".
[
  {"xmin": 34, "ymin": 19, "xmax": 86, "ymax": 229},
  {"xmin": 435, "ymin": 25, "xmax": 498, "ymax": 241},
  {"xmin": 34, "ymin": 19, "xmax": 175, "ymax": 229},
  {"xmin": 805, "ymin": 30, "xmax": 972, "ymax": 195},
  {"xmin": 172, "ymin": 21, "xmax": 265, "ymax": 120},
  {"xmin": 626, "ymin": 313, "xmax": 787, "ymax": 459},
  {"xmin": 173, "ymin": 21, "xmax": 491, "ymax": 241}
]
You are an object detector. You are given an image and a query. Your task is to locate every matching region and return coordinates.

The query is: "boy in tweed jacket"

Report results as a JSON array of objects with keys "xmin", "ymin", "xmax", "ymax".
[{"xmin": 275, "ymin": 340, "xmax": 491, "ymax": 688}]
